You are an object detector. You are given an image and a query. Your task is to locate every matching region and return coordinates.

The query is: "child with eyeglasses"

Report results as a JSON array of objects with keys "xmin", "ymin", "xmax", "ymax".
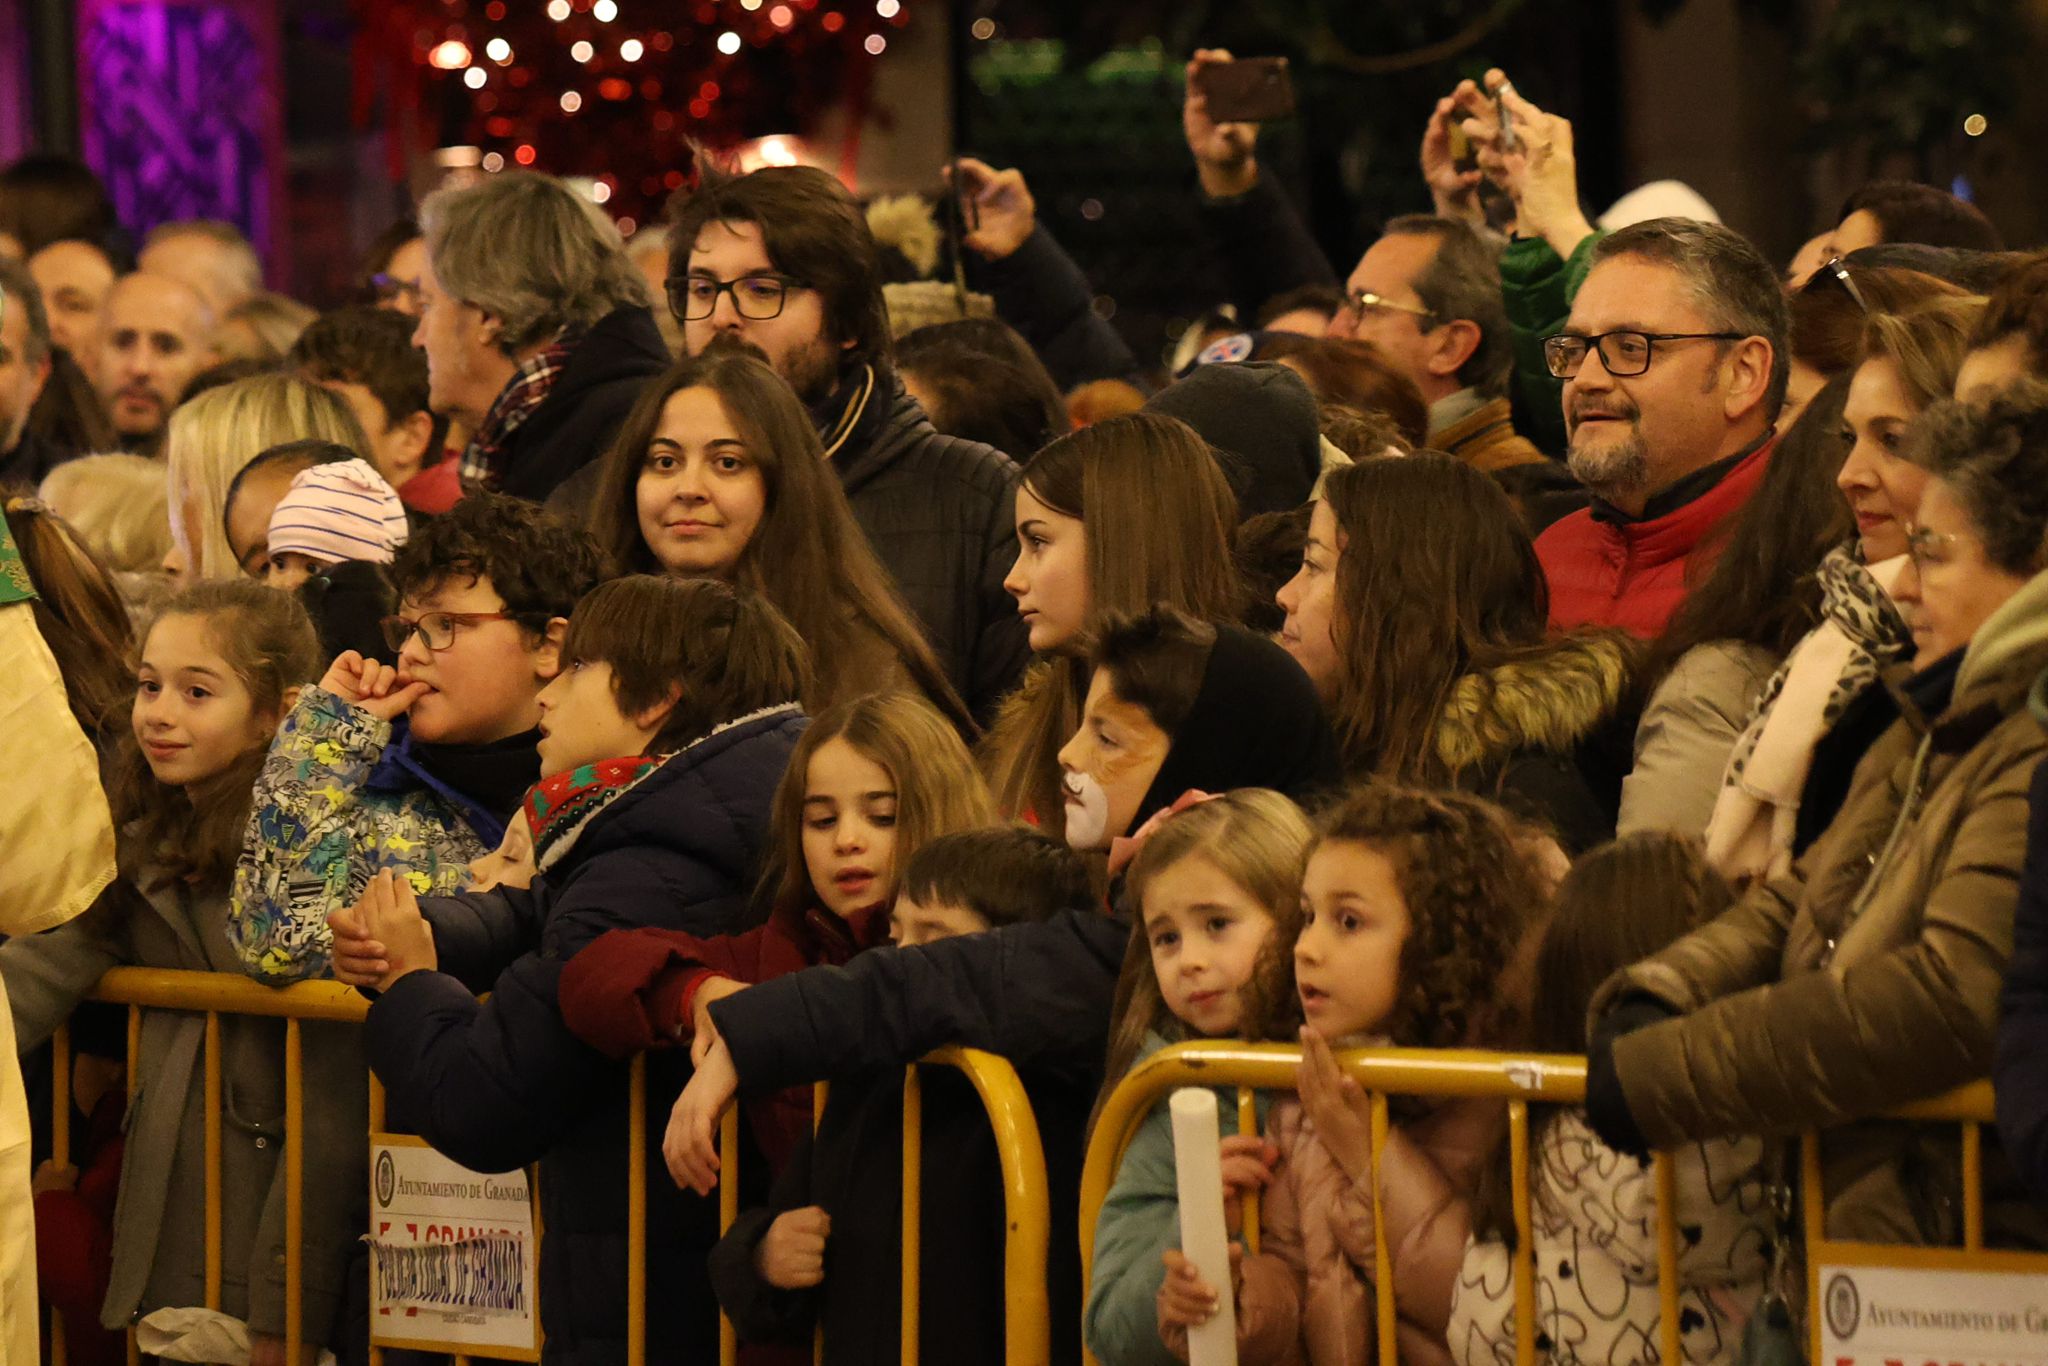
[{"xmin": 228, "ymin": 491, "xmax": 606, "ymax": 985}]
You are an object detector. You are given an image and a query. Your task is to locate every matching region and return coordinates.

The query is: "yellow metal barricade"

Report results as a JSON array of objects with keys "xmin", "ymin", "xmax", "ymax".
[
  {"xmin": 1078, "ymin": 1041, "xmax": 2041, "ymax": 1366},
  {"xmin": 707, "ymin": 1044, "xmax": 1052, "ymax": 1366},
  {"xmin": 47, "ymin": 967, "xmax": 367, "ymax": 1366}
]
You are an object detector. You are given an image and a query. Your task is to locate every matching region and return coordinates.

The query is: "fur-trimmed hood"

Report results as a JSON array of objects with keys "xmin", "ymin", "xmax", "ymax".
[{"xmin": 1434, "ymin": 632, "xmax": 1637, "ymax": 774}]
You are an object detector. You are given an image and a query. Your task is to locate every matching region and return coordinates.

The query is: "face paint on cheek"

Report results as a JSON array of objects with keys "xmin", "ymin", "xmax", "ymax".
[{"xmin": 1063, "ymin": 770, "xmax": 1112, "ymax": 850}]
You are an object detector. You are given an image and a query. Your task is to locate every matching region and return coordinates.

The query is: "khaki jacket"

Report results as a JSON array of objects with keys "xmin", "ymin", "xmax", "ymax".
[{"xmin": 1598, "ymin": 568, "xmax": 2048, "ymax": 1242}]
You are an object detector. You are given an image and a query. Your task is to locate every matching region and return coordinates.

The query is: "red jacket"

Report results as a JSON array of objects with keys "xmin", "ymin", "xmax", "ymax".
[
  {"xmin": 558, "ymin": 904, "xmax": 890, "ymax": 1169},
  {"xmin": 1535, "ymin": 436, "xmax": 1774, "ymax": 637}
]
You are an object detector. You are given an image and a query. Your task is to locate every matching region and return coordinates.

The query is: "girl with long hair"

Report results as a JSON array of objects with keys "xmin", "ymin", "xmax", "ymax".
[
  {"xmin": 1276, "ymin": 454, "xmax": 1634, "ymax": 852},
  {"xmin": 588, "ymin": 350, "xmax": 974, "ymax": 734},
  {"xmin": 984, "ymin": 412, "xmax": 1243, "ymax": 837}
]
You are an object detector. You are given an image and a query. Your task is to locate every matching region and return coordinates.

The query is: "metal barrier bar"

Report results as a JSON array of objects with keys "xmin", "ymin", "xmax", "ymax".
[
  {"xmin": 628, "ymin": 1054, "xmax": 647, "ymax": 1366},
  {"xmin": 1235, "ymin": 1086, "xmax": 1259, "ymax": 1256},
  {"xmin": 204, "ymin": 1010, "xmax": 222, "ymax": 1310},
  {"xmin": 1507, "ymin": 1099, "xmax": 1532, "ymax": 1366},
  {"xmin": 1369, "ymin": 1092, "xmax": 1395, "ymax": 1362},
  {"xmin": 125, "ymin": 1003, "xmax": 138, "ymax": 1366},
  {"xmin": 718, "ymin": 1105, "xmax": 741, "ymax": 1366},
  {"xmin": 50, "ymin": 1022, "xmax": 71, "ymax": 1366},
  {"xmin": 901, "ymin": 1062, "xmax": 923, "ymax": 1366},
  {"xmin": 1653, "ymin": 1151, "xmax": 1681, "ymax": 1363},
  {"xmin": 368, "ymin": 1076, "xmax": 385, "ymax": 1366},
  {"xmin": 1963, "ymin": 1118, "xmax": 1985, "ymax": 1250},
  {"xmin": 285, "ymin": 1017, "xmax": 305, "ymax": 1363}
]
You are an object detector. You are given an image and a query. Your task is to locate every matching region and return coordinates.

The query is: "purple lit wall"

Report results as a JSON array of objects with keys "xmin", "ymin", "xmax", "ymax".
[{"xmin": 76, "ymin": 0, "xmax": 283, "ymax": 277}]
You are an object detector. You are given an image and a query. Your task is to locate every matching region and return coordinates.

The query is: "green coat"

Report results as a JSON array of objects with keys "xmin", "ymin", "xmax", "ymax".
[{"xmin": 1498, "ymin": 232, "xmax": 1605, "ymax": 459}]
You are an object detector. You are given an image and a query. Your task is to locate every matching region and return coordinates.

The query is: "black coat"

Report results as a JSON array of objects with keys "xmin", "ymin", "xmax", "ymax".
[
  {"xmin": 493, "ymin": 305, "xmax": 670, "ymax": 504},
  {"xmin": 709, "ymin": 911, "xmax": 1127, "ymax": 1365},
  {"xmin": 1998, "ymin": 754, "xmax": 2048, "ymax": 1204},
  {"xmin": 364, "ymin": 707, "xmax": 806, "ymax": 1366},
  {"xmin": 0, "ymin": 428, "xmax": 76, "ymax": 487},
  {"xmin": 826, "ymin": 367, "xmax": 1032, "ymax": 723},
  {"xmin": 966, "ymin": 226, "xmax": 1140, "ymax": 391},
  {"xmin": 1195, "ymin": 172, "xmax": 1339, "ymax": 319}
]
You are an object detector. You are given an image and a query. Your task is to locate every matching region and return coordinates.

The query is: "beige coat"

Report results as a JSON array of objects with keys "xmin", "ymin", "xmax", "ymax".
[
  {"xmin": 0, "ymin": 601, "xmax": 116, "ymax": 1365},
  {"xmin": 1598, "ymin": 567, "xmax": 2048, "ymax": 1242}
]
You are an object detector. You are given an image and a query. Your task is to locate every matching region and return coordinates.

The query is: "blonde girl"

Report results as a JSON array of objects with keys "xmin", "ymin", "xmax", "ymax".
[{"xmin": 1082, "ymin": 789, "xmax": 1316, "ymax": 1366}]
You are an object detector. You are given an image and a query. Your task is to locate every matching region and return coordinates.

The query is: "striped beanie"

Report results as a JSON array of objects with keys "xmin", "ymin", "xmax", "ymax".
[{"xmin": 266, "ymin": 458, "xmax": 410, "ymax": 566}]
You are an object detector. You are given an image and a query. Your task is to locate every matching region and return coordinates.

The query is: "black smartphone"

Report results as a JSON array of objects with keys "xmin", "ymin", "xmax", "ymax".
[
  {"xmin": 946, "ymin": 156, "xmax": 980, "ymax": 234},
  {"xmin": 1195, "ymin": 57, "xmax": 1295, "ymax": 124}
]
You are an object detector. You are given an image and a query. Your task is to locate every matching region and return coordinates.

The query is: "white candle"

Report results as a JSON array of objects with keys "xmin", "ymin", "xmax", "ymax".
[{"xmin": 1170, "ymin": 1087, "xmax": 1240, "ymax": 1366}]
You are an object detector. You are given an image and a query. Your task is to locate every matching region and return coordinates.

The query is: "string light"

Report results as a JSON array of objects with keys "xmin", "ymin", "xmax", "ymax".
[
  {"xmin": 876, "ymin": 0, "xmax": 900, "ymax": 16},
  {"xmin": 560, "ymin": 90, "xmax": 583, "ymax": 112},
  {"xmin": 481, "ymin": 151, "xmax": 505, "ymax": 171},
  {"xmin": 971, "ymin": 17, "xmax": 996, "ymax": 38},
  {"xmin": 620, "ymin": 38, "xmax": 644, "ymax": 60},
  {"xmin": 769, "ymin": 5, "xmax": 793, "ymax": 26},
  {"xmin": 864, "ymin": 33, "xmax": 886, "ymax": 53},
  {"xmin": 571, "ymin": 39, "xmax": 595, "ymax": 61},
  {"xmin": 593, "ymin": 0, "xmax": 619, "ymax": 18},
  {"xmin": 515, "ymin": 143, "xmax": 537, "ymax": 165},
  {"xmin": 591, "ymin": 181, "xmax": 613, "ymax": 203},
  {"xmin": 717, "ymin": 30, "xmax": 742, "ymax": 53},
  {"xmin": 1965, "ymin": 114, "xmax": 1989, "ymax": 136},
  {"xmin": 463, "ymin": 66, "xmax": 487, "ymax": 88},
  {"xmin": 485, "ymin": 37, "xmax": 512, "ymax": 62},
  {"xmin": 546, "ymin": 0, "xmax": 571, "ymax": 20},
  {"xmin": 429, "ymin": 39, "xmax": 472, "ymax": 69}
]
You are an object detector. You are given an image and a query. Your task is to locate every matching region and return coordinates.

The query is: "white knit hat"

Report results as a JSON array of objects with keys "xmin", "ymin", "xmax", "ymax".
[{"xmin": 266, "ymin": 458, "xmax": 409, "ymax": 566}]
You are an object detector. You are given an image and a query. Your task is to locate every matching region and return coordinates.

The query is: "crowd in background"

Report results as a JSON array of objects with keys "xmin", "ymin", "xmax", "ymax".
[{"xmin": 7, "ymin": 55, "xmax": 2048, "ymax": 1366}]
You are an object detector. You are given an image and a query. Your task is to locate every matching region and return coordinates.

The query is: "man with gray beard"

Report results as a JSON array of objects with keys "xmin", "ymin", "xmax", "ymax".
[{"xmin": 1533, "ymin": 218, "xmax": 1787, "ymax": 635}]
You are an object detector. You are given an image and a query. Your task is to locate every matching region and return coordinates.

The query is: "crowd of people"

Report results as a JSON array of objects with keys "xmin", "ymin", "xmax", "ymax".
[{"xmin": 7, "ymin": 54, "xmax": 2048, "ymax": 1366}]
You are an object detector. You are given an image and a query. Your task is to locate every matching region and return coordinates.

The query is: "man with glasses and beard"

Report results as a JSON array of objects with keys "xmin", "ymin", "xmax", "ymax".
[
  {"xmin": 1535, "ymin": 217, "xmax": 1789, "ymax": 637},
  {"xmin": 663, "ymin": 161, "xmax": 1029, "ymax": 721}
]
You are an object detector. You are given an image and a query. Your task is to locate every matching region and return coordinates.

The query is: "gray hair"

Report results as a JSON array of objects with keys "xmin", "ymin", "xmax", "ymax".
[
  {"xmin": 420, "ymin": 171, "xmax": 650, "ymax": 355},
  {"xmin": 0, "ymin": 256, "xmax": 51, "ymax": 367},
  {"xmin": 1382, "ymin": 215, "xmax": 1513, "ymax": 397},
  {"xmin": 1908, "ymin": 379, "xmax": 2048, "ymax": 575},
  {"xmin": 143, "ymin": 219, "xmax": 264, "ymax": 303},
  {"xmin": 1593, "ymin": 217, "xmax": 1790, "ymax": 418}
]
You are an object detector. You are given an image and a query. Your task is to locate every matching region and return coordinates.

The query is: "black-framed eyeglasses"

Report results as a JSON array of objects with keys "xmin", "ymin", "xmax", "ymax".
[
  {"xmin": 1541, "ymin": 329, "xmax": 1750, "ymax": 379},
  {"xmin": 1806, "ymin": 254, "xmax": 1869, "ymax": 315},
  {"xmin": 668, "ymin": 272, "xmax": 810, "ymax": 323},
  {"xmin": 379, "ymin": 610, "xmax": 539, "ymax": 654}
]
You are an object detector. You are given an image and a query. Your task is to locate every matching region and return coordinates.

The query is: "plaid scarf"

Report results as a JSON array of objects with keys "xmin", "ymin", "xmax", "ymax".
[{"xmin": 459, "ymin": 326, "xmax": 581, "ymax": 488}]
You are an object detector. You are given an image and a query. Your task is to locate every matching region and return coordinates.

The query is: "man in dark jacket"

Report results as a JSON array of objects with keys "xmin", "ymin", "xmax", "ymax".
[
  {"xmin": 0, "ymin": 258, "xmax": 70, "ymax": 487},
  {"xmin": 413, "ymin": 170, "xmax": 670, "ymax": 504},
  {"xmin": 666, "ymin": 162, "xmax": 1031, "ymax": 721}
]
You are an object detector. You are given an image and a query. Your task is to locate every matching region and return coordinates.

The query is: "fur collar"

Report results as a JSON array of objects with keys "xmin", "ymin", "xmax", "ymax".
[{"xmin": 1433, "ymin": 633, "xmax": 1636, "ymax": 774}]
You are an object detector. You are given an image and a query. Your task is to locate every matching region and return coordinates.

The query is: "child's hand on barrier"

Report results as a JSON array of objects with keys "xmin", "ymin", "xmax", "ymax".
[
  {"xmin": 689, "ymin": 975, "xmax": 746, "ymax": 1059},
  {"xmin": 1218, "ymin": 1133, "xmax": 1278, "ymax": 1237},
  {"xmin": 756, "ymin": 1205, "xmax": 832, "ymax": 1288},
  {"xmin": 1157, "ymin": 1244, "xmax": 1243, "ymax": 1340},
  {"xmin": 666, "ymin": 1029, "xmax": 738, "ymax": 1195},
  {"xmin": 361, "ymin": 868, "xmax": 436, "ymax": 991},
  {"xmin": 327, "ymin": 895, "xmax": 388, "ymax": 988},
  {"xmin": 1298, "ymin": 1026, "xmax": 1375, "ymax": 1187}
]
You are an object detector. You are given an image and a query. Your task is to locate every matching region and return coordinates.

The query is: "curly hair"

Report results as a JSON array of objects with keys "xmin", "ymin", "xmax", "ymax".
[
  {"xmin": 1906, "ymin": 378, "xmax": 2048, "ymax": 575},
  {"xmin": 1312, "ymin": 782, "xmax": 1547, "ymax": 1052},
  {"xmin": 389, "ymin": 489, "xmax": 608, "ymax": 626}
]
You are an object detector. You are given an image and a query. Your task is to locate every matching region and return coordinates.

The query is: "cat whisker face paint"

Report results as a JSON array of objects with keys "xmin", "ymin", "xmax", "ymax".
[{"xmin": 1055, "ymin": 668, "xmax": 1171, "ymax": 852}]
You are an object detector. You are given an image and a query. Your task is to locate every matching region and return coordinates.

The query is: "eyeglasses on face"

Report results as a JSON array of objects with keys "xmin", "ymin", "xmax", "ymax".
[
  {"xmin": 1345, "ymin": 289, "xmax": 1437, "ymax": 326},
  {"xmin": 668, "ymin": 272, "xmax": 810, "ymax": 322},
  {"xmin": 1541, "ymin": 329, "xmax": 1749, "ymax": 379},
  {"xmin": 371, "ymin": 273, "xmax": 421, "ymax": 306},
  {"xmin": 379, "ymin": 610, "xmax": 531, "ymax": 654},
  {"xmin": 1904, "ymin": 524, "xmax": 1970, "ymax": 571}
]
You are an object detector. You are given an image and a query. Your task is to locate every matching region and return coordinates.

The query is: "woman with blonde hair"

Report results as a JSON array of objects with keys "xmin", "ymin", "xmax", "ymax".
[{"xmin": 162, "ymin": 372, "xmax": 369, "ymax": 579}]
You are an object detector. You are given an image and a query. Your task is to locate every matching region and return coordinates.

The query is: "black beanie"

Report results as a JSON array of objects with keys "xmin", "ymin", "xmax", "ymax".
[
  {"xmin": 1134, "ymin": 622, "xmax": 1342, "ymax": 827},
  {"xmin": 1144, "ymin": 362, "xmax": 1322, "ymax": 520}
]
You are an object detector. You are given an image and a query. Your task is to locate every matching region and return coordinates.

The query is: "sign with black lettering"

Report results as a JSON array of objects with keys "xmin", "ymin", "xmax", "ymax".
[
  {"xmin": 1820, "ymin": 1263, "xmax": 2048, "ymax": 1365},
  {"xmin": 368, "ymin": 1134, "xmax": 540, "ymax": 1360}
]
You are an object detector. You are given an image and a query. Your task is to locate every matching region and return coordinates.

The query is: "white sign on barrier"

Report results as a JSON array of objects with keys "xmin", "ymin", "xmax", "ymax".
[
  {"xmin": 1820, "ymin": 1263, "xmax": 2048, "ymax": 1365},
  {"xmin": 368, "ymin": 1135, "xmax": 541, "ymax": 1361}
]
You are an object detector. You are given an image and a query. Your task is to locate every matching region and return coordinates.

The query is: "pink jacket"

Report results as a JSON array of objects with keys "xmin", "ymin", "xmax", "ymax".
[{"xmin": 1166, "ymin": 1095, "xmax": 1494, "ymax": 1366}]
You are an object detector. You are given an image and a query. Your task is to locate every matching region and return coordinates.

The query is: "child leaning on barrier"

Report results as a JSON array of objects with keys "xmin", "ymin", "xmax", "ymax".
[
  {"xmin": 0, "ymin": 582, "xmax": 368, "ymax": 1362},
  {"xmin": 1154, "ymin": 784, "xmax": 1544, "ymax": 1366},
  {"xmin": 1448, "ymin": 834, "xmax": 1771, "ymax": 1365},
  {"xmin": 228, "ymin": 490, "xmax": 603, "ymax": 985},
  {"xmin": 698, "ymin": 825, "xmax": 1094, "ymax": 1366},
  {"xmin": 1084, "ymin": 790, "xmax": 1316, "ymax": 1366}
]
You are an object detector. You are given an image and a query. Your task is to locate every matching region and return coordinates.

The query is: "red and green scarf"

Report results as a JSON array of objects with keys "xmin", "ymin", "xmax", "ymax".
[{"xmin": 523, "ymin": 754, "xmax": 661, "ymax": 874}]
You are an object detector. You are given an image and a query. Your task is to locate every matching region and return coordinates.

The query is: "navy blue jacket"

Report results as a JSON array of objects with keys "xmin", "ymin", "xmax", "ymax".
[{"xmin": 364, "ymin": 706, "xmax": 807, "ymax": 1366}]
